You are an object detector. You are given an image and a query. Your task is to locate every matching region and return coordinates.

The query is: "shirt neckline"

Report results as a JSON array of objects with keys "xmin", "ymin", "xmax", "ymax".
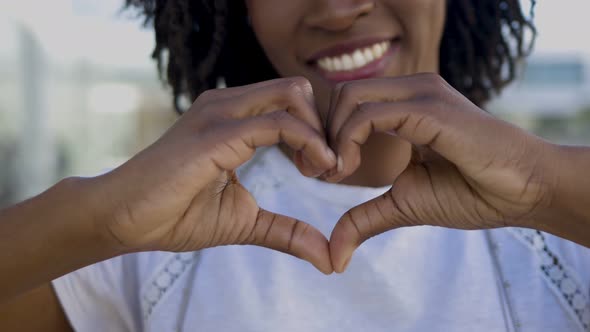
[{"xmin": 259, "ymin": 146, "xmax": 392, "ymax": 207}]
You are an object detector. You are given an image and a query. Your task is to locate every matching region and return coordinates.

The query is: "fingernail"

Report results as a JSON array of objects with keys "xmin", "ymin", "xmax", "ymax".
[
  {"xmin": 386, "ymin": 129, "xmax": 398, "ymax": 136},
  {"xmin": 340, "ymin": 256, "xmax": 352, "ymax": 273},
  {"xmin": 325, "ymin": 147, "xmax": 337, "ymax": 163},
  {"xmin": 319, "ymin": 169, "xmax": 333, "ymax": 180},
  {"xmin": 337, "ymin": 156, "xmax": 344, "ymax": 173},
  {"xmin": 303, "ymin": 155, "xmax": 327, "ymax": 178}
]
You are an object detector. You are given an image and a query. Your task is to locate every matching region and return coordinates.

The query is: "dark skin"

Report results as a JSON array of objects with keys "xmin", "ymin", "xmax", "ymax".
[
  {"xmin": 248, "ymin": 0, "xmax": 445, "ymax": 187},
  {"xmin": 246, "ymin": 0, "xmax": 590, "ymax": 270},
  {"xmin": 1, "ymin": 0, "xmax": 590, "ymax": 330}
]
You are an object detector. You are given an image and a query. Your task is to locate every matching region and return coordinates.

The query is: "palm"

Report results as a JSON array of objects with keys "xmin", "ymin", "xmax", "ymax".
[{"xmin": 163, "ymin": 171, "xmax": 260, "ymax": 252}]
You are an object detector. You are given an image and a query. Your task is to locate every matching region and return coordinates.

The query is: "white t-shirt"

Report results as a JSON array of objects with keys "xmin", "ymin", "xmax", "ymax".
[{"xmin": 53, "ymin": 147, "xmax": 590, "ymax": 332}]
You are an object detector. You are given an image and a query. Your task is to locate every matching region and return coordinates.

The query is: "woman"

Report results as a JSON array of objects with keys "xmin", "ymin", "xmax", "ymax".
[{"xmin": 1, "ymin": 0, "xmax": 590, "ymax": 331}]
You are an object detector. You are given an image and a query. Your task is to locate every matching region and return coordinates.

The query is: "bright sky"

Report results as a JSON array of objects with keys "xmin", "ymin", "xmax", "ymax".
[
  {"xmin": 533, "ymin": 0, "xmax": 590, "ymax": 56},
  {"xmin": 0, "ymin": 0, "xmax": 154, "ymax": 69},
  {"xmin": 1, "ymin": 0, "xmax": 589, "ymax": 68}
]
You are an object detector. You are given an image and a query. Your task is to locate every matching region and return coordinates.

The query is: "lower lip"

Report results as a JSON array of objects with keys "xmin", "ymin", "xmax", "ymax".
[{"xmin": 313, "ymin": 41, "xmax": 399, "ymax": 83}]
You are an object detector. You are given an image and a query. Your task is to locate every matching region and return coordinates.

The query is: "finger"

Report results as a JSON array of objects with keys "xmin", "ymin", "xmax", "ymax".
[
  {"xmin": 326, "ymin": 100, "xmax": 422, "ymax": 181},
  {"xmin": 205, "ymin": 111, "xmax": 337, "ymax": 175},
  {"xmin": 292, "ymin": 150, "xmax": 331, "ymax": 178},
  {"xmin": 333, "ymin": 80, "xmax": 533, "ymax": 182},
  {"xmin": 217, "ymin": 77, "xmax": 330, "ymax": 175},
  {"xmin": 325, "ymin": 81, "xmax": 345, "ymax": 130},
  {"xmin": 329, "ymin": 178, "xmax": 417, "ymax": 273},
  {"xmin": 217, "ymin": 77, "xmax": 324, "ymax": 137},
  {"xmin": 247, "ymin": 208, "xmax": 333, "ymax": 274},
  {"xmin": 244, "ymin": 111, "xmax": 337, "ymax": 172},
  {"xmin": 328, "ymin": 90, "xmax": 511, "ymax": 182},
  {"xmin": 326, "ymin": 76, "xmax": 421, "ymax": 144},
  {"xmin": 410, "ymin": 144, "xmax": 445, "ymax": 165},
  {"xmin": 196, "ymin": 77, "xmax": 310, "ymax": 103}
]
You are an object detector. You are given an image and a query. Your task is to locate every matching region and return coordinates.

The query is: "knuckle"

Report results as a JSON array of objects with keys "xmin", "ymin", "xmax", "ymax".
[
  {"xmin": 345, "ymin": 211, "xmax": 364, "ymax": 240},
  {"xmin": 419, "ymin": 72, "xmax": 443, "ymax": 83},
  {"xmin": 195, "ymin": 88, "xmax": 218, "ymax": 103},
  {"xmin": 181, "ymin": 103, "xmax": 217, "ymax": 131},
  {"xmin": 283, "ymin": 78, "xmax": 313, "ymax": 102},
  {"xmin": 338, "ymin": 82, "xmax": 355, "ymax": 102},
  {"xmin": 197, "ymin": 101, "xmax": 226, "ymax": 124},
  {"xmin": 356, "ymin": 101, "xmax": 376, "ymax": 116},
  {"xmin": 293, "ymin": 222, "xmax": 310, "ymax": 240},
  {"xmin": 420, "ymin": 73, "xmax": 446, "ymax": 92},
  {"xmin": 288, "ymin": 76, "xmax": 312, "ymax": 89},
  {"xmin": 352, "ymin": 103, "xmax": 377, "ymax": 125},
  {"xmin": 198, "ymin": 101, "xmax": 216, "ymax": 115},
  {"xmin": 336, "ymin": 124, "xmax": 354, "ymax": 145},
  {"xmin": 334, "ymin": 81, "xmax": 347, "ymax": 92},
  {"xmin": 284, "ymin": 82, "xmax": 304, "ymax": 101},
  {"xmin": 417, "ymin": 95, "xmax": 445, "ymax": 119},
  {"xmin": 267, "ymin": 112, "xmax": 304, "ymax": 135},
  {"xmin": 268, "ymin": 110, "xmax": 291, "ymax": 123}
]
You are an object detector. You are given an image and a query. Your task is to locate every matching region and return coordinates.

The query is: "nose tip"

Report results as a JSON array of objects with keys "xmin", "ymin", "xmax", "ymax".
[{"xmin": 305, "ymin": 0, "xmax": 376, "ymax": 32}]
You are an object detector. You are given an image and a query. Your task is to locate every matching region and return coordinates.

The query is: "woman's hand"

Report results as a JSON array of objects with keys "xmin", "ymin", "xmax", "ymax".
[
  {"xmin": 325, "ymin": 73, "xmax": 563, "ymax": 272},
  {"xmin": 91, "ymin": 77, "xmax": 336, "ymax": 274}
]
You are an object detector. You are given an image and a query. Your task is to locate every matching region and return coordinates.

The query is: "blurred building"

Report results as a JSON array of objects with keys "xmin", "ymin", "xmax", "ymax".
[
  {"xmin": 2, "ymin": 0, "xmax": 590, "ymax": 208},
  {"xmin": 490, "ymin": 55, "xmax": 590, "ymax": 116},
  {"xmin": 488, "ymin": 54, "xmax": 590, "ymax": 145},
  {"xmin": 0, "ymin": 17, "xmax": 176, "ymax": 208}
]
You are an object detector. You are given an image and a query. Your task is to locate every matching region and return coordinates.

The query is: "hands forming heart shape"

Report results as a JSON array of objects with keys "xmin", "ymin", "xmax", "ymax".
[{"xmin": 99, "ymin": 74, "xmax": 560, "ymax": 275}]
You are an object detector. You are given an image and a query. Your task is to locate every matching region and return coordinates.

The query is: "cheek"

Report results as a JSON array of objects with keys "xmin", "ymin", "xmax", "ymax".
[
  {"xmin": 415, "ymin": 1, "xmax": 446, "ymax": 47},
  {"xmin": 397, "ymin": 0, "xmax": 447, "ymax": 71},
  {"xmin": 428, "ymin": 1, "xmax": 447, "ymax": 42},
  {"xmin": 247, "ymin": 3, "xmax": 303, "ymax": 77},
  {"xmin": 251, "ymin": 29, "xmax": 288, "ymax": 75},
  {"xmin": 246, "ymin": 2, "xmax": 331, "ymax": 116}
]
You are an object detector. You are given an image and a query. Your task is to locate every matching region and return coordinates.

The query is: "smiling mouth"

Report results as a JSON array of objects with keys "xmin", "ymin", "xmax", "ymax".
[
  {"xmin": 316, "ymin": 40, "xmax": 390, "ymax": 72},
  {"xmin": 308, "ymin": 37, "xmax": 400, "ymax": 82}
]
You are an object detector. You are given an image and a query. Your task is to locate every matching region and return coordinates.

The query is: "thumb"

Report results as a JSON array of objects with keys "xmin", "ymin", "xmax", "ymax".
[
  {"xmin": 329, "ymin": 170, "xmax": 423, "ymax": 273},
  {"xmin": 247, "ymin": 208, "xmax": 333, "ymax": 274}
]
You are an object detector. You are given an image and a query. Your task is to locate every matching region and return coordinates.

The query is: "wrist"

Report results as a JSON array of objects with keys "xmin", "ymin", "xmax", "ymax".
[
  {"xmin": 68, "ymin": 175, "xmax": 137, "ymax": 257},
  {"xmin": 54, "ymin": 176, "xmax": 132, "ymax": 259},
  {"xmin": 0, "ymin": 176, "xmax": 129, "ymax": 299},
  {"xmin": 536, "ymin": 144, "xmax": 590, "ymax": 246}
]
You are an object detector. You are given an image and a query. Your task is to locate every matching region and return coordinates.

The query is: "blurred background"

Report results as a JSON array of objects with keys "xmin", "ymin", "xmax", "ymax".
[{"xmin": 1, "ymin": 0, "xmax": 589, "ymax": 208}]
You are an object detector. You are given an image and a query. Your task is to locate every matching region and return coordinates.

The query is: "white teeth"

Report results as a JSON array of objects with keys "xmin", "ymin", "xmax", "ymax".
[
  {"xmin": 325, "ymin": 58, "xmax": 334, "ymax": 71},
  {"xmin": 333, "ymin": 57, "xmax": 343, "ymax": 71},
  {"xmin": 363, "ymin": 48, "xmax": 375, "ymax": 63},
  {"xmin": 352, "ymin": 49, "xmax": 367, "ymax": 68},
  {"xmin": 316, "ymin": 40, "xmax": 391, "ymax": 73},
  {"xmin": 372, "ymin": 43, "xmax": 382, "ymax": 57},
  {"xmin": 342, "ymin": 54, "xmax": 354, "ymax": 70}
]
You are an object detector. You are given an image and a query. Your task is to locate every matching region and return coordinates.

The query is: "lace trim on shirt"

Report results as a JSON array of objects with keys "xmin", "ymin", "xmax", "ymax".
[
  {"xmin": 138, "ymin": 150, "xmax": 275, "ymax": 325},
  {"xmin": 141, "ymin": 252, "xmax": 199, "ymax": 321},
  {"xmin": 509, "ymin": 228, "xmax": 590, "ymax": 331}
]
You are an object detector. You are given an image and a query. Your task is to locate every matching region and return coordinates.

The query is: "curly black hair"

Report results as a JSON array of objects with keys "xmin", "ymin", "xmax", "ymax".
[{"xmin": 125, "ymin": 0, "xmax": 536, "ymax": 113}]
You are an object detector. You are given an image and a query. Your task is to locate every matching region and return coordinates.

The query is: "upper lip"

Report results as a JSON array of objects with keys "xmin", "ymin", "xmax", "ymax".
[{"xmin": 305, "ymin": 36, "xmax": 398, "ymax": 64}]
